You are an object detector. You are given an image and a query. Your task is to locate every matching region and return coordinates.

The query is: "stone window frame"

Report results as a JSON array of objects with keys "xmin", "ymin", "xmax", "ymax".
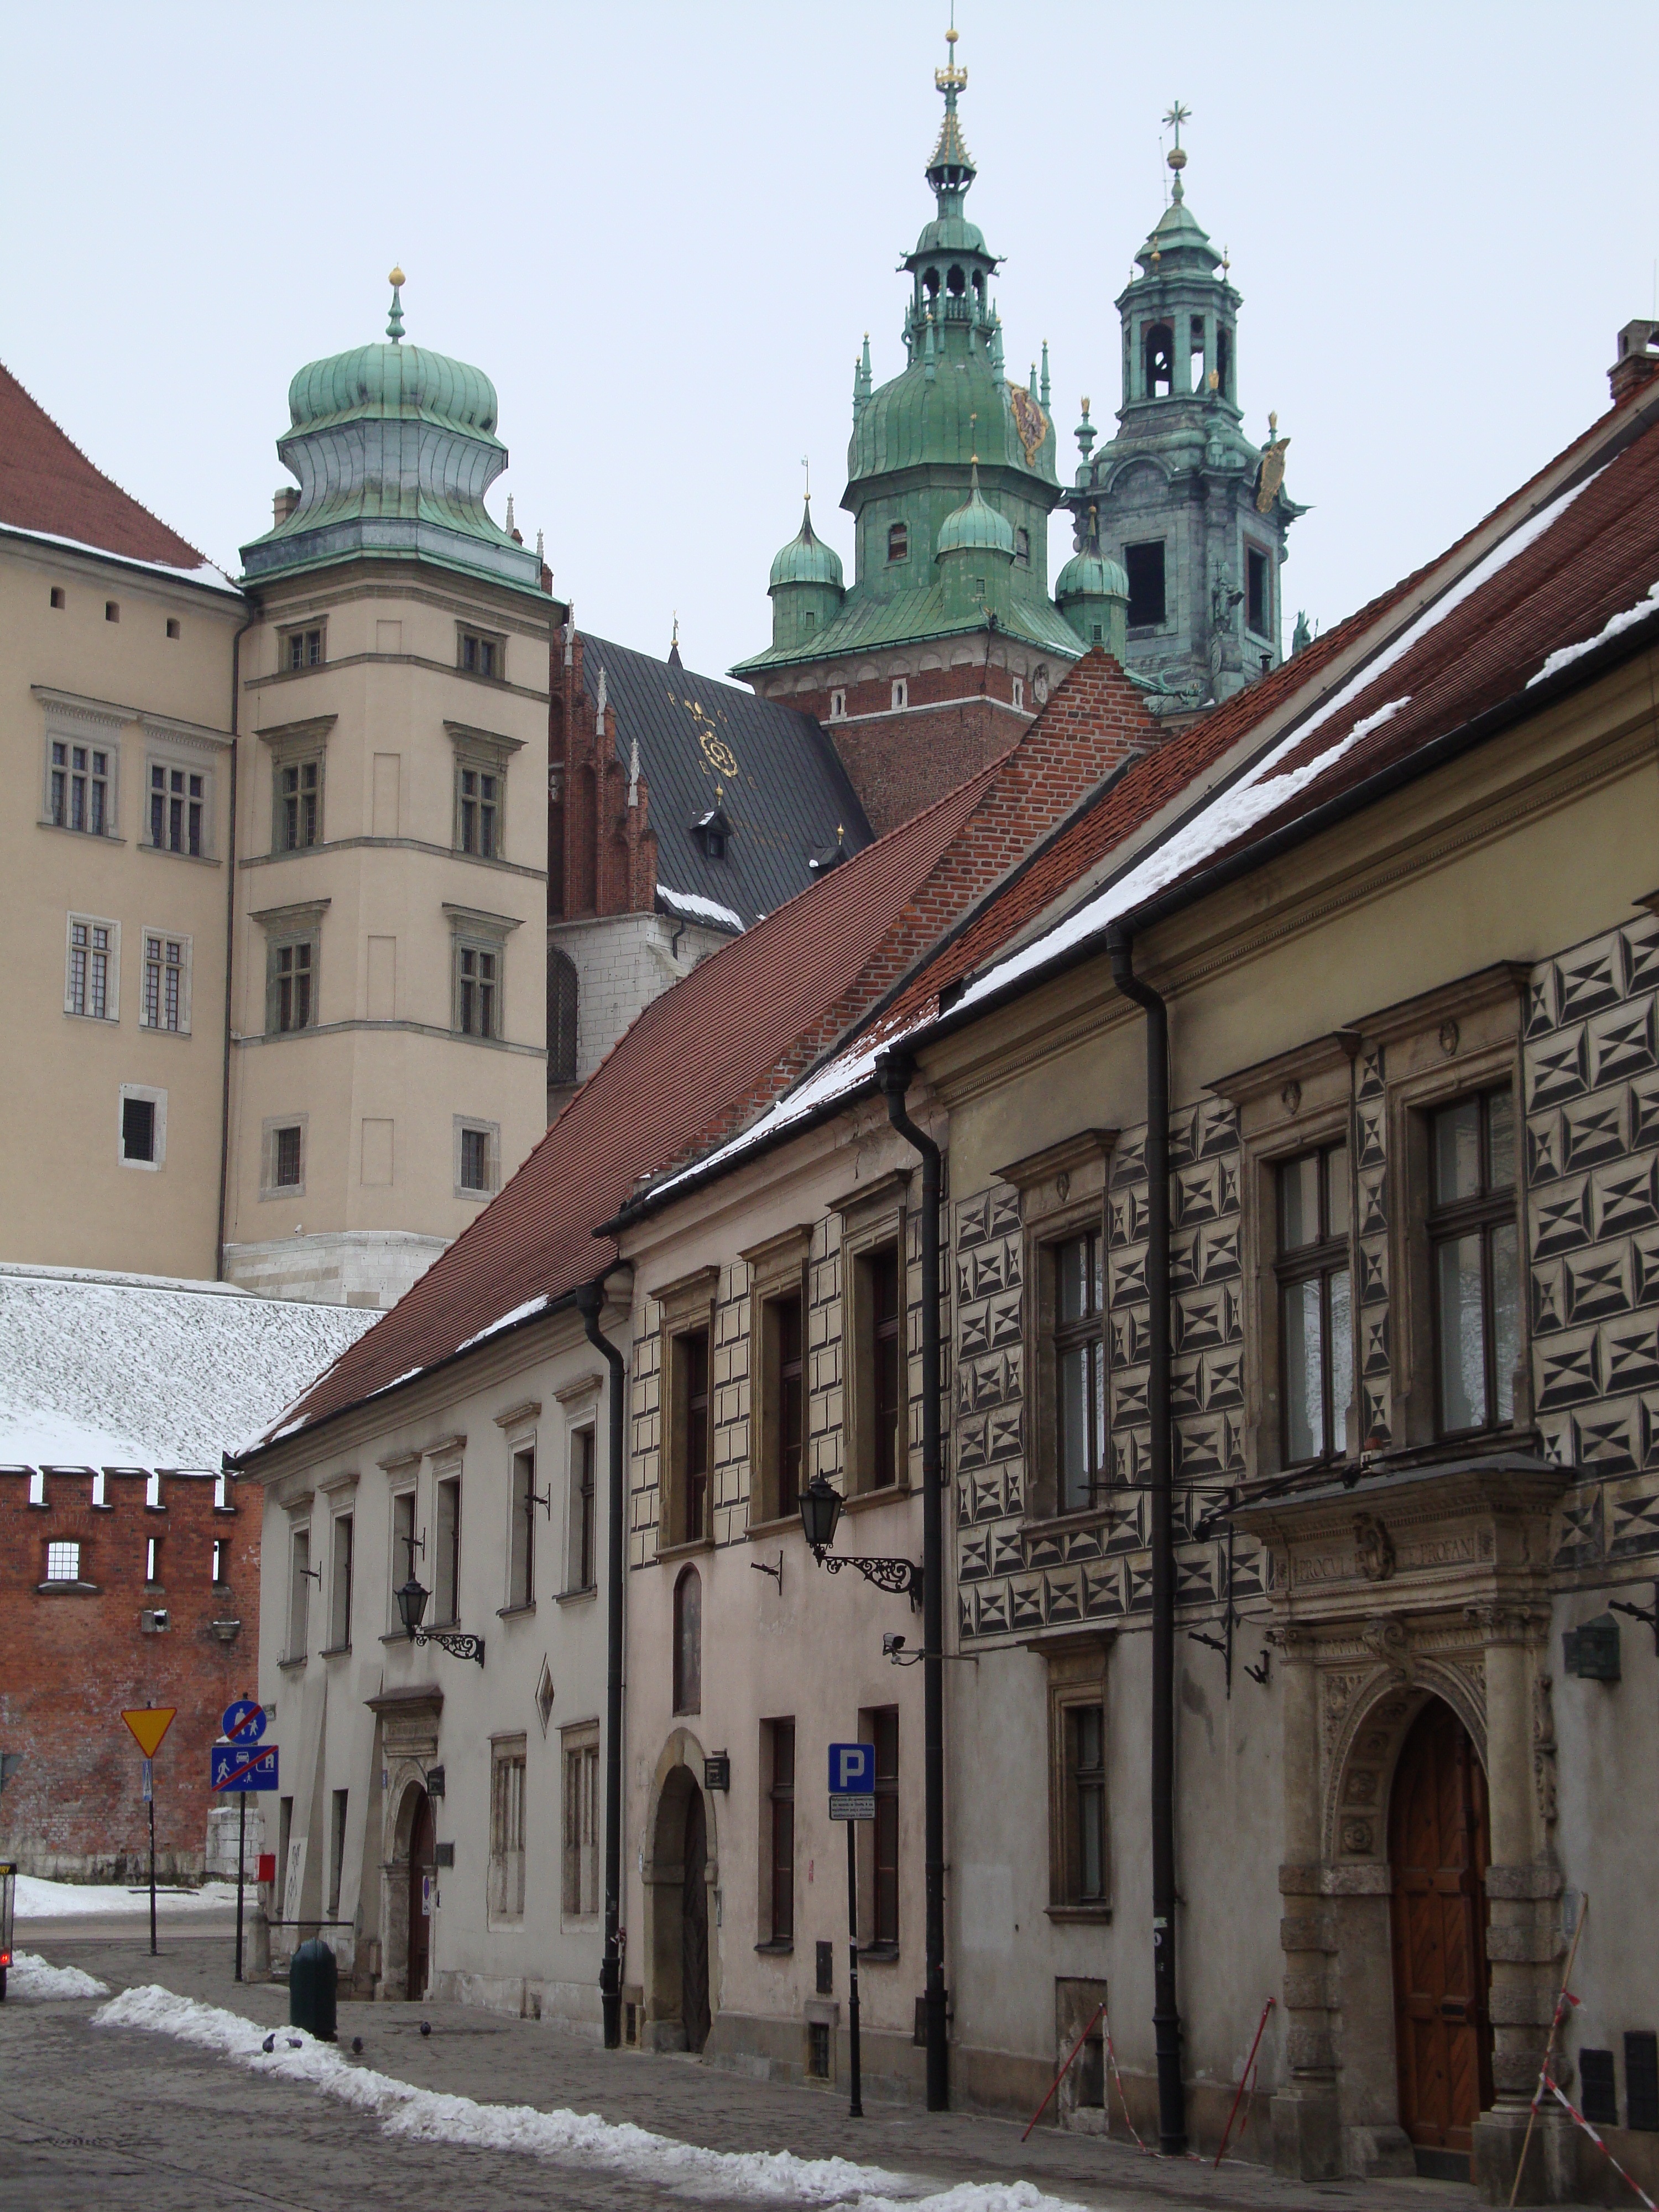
[
  {"xmin": 39, "ymin": 692, "xmax": 124, "ymax": 840},
  {"xmin": 487, "ymin": 1731, "xmax": 529, "ymax": 1925},
  {"xmin": 828, "ymin": 688, "xmax": 847, "ymax": 721},
  {"xmin": 381, "ymin": 1455, "xmax": 422, "ymax": 1637},
  {"xmin": 1364, "ymin": 964, "xmax": 1532, "ymax": 1452},
  {"xmin": 453, "ymin": 1114, "xmax": 500, "ymax": 1201},
  {"xmin": 254, "ymin": 899, "xmax": 329, "ymax": 1037},
  {"xmin": 259, "ymin": 1113, "xmax": 308, "ymax": 1202},
  {"xmin": 550, "ymin": 1374, "xmax": 602, "ymax": 1599},
  {"xmin": 445, "ymin": 720, "xmax": 523, "ymax": 863},
  {"xmin": 1212, "ymin": 1034, "xmax": 1359, "ymax": 1484},
  {"xmin": 1032, "ymin": 1629, "xmax": 1114, "ymax": 1920},
  {"xmin": 117, "ymin": 1082, "xmax": 168, "ymax": 1172},
  {"xmin": 560, "ymin": 1718, "xmax": 601, "ymax": 1922},
  {"xmin": 457, "ymin": 622, "xmax": 508, "ymax": 684},
  {"xmin": 430, "ymin": 1440, "xmax": 465, "ymax": 1628},
  {"xmin": 1123, "ymin": 537, "xmax": 1171, "ymax": 636},
  {"xmin": 277, "ymin": 619, "xmax": 328, "ymax": 676},
  {"xmin": 260, "ymin": 717, "xmax": 336, "ymax": 857},
  {"xmin": 1000, "ymin": 1132, "xmax": 1117, "ymax": 1530},
  {"xmin": 832, "ymin": 1173, "xmax": 912, "ymax": 1503},
  {"xmin": 444, "ymin": 902, "xmax": 520, "ymax": 1043},
  {"xmin": 1241, "ymin": 535, "xmax": 1275, "ymax": 643},
  {"xmin": 742, "ymin": 1227, "xmax": 812, "ymax": 1536},
  {"xmin": 655, "ymin": 1266, "xmax": 720, "ymax": 1561},
  {"xmin": 319, "ymin": 1470, "xmax": 358, "ymax": 1656},
  {"xmin": 142, "ymin": 727, "xmax": 218, "ymax": 862},
  {"xmin": 282, "ymin": 1499, "xmax": 315, "ymax": 1667},
  {"xmin": 65, "ymin": 910, "xmax": 121, "ymax": 1022},
  {"xmin": 138, "ymin": 925, "xmax": 193, "ymax": 1035}
]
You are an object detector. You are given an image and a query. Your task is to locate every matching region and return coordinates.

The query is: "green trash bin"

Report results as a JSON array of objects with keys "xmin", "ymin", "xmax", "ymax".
[{"xmin": 289, "ymin": 1936, "xmax": 337, "ymax": 2042}]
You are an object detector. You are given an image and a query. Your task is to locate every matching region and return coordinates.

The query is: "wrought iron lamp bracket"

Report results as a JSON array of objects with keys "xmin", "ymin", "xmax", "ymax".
[
  {"xmin": 1610, "ymin": 1580, "xmax": 1659, "ymax": 1655},
  {"xmin": 814, "ymin": 1547, "xmax": 924, "ymax": 1611},
  {"xmin": 411, "ymin": 1625, "xmax": 486, "ymax": 1666}
]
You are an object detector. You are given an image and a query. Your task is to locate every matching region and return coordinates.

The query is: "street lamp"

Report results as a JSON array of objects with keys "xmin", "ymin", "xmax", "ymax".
[
  {"xmin": 798, "ymin": 1472, "xmax": 922, "ymax": 1609},
  {"xmin": 395, "ymin": 1571, "xmax": 485, "ymax": 1666}
]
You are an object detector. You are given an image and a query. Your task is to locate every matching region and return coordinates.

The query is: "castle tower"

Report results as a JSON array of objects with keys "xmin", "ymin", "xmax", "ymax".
[
  {"xmin": 732, "ymin": 29, "xmax": 1098, "ymax": 833},
  {"xmin": 225, "ymin": 274, "xmax": 555, "ymax": 1306},
  {"xmin": 1065, "ymin": 108, "xmax": 1304, "ymax": 711}
]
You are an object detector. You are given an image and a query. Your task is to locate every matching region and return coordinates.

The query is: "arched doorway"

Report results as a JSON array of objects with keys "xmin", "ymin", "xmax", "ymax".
[
  {"xmin": 681, "ymin": 1781, "xmax": 710, "ymax": 2053},
  {"xmin": 645, "ymin": 1749, "xmax": 714, "ymax": 2053},
  {"xmin": 1389, "ymin": 1700, "xmax": 1493, "ymax": 2179},
  {"xmin": 406, "ymin": 1787, "xmax": 434, "ymax": 2001}
]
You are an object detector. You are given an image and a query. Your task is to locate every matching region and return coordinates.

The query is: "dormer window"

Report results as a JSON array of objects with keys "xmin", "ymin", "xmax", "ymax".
[
  {"xmin": 887, "ymin": 522, "xmax": 909, "ymax": 564},
  {"xmin": 695, "ymin": 806, "xmax": 731, "ymax": 861}
]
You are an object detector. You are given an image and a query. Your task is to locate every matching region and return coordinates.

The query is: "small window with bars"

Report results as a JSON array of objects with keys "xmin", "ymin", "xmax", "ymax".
[
  {"xmin": 457, "ymin": 765, "xmax": 499, "ymax": 857},
  {"xmin": 149, "ymin": 763, "xmax": 206, "ymax": 855},
  {"xmin": 50, "ymin": 740, "xmax": 112, "ymax": 834},
  {"xmin": 266, "ymin": 1121, "xmax": 304, "ymax": 1193},
  {"xmin": 276, "ymin": 757, "xmax": 321, "ymax": 852},
  {"xmin": 142, "ymin": 934, "xmax": 189, "ymax": 1032},
  {"xmin": 66, "ymin": 915, "xmax": 117, "ymax": 1021}
]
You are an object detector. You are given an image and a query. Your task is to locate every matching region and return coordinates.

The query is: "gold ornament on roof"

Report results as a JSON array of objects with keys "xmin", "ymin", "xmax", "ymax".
[{"xmin": 389, "ymin": 264, "xmax": 406, "ymax": 288}]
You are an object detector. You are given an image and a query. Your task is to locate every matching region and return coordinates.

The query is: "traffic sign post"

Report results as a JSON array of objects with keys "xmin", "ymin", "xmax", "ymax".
[
  {"xmin": 217, "ymin": 1700, "xmax": 273, "ymax": 1984},
  {"xmin": 122, "ymin": 1709, "xmax": 176, "ymax": 1957},
  {"xmin": 828, "ymin": 1743, "xmax": 875, "ymax": 2120}
]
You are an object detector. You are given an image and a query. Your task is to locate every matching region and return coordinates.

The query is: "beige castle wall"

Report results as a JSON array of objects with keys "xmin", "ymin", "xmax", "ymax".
[{"xmin": 0, "ymin": 533, "xmax": 242, "ymax": 1279}]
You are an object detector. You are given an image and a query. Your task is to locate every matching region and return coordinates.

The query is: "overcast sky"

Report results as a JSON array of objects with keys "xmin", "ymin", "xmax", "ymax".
[{"xmin": 4, "ymin": 3, "xmax": 1655, "ymax": 681}]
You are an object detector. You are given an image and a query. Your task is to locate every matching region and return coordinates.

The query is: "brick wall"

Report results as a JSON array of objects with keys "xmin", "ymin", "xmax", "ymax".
[
  {"xmin": 827, "ymin": 698, "xmax": 1020, "ymax": 836},
  {"xmin": 0, "ymin": 1469, "xmax": 259, "ymax": 1879}
]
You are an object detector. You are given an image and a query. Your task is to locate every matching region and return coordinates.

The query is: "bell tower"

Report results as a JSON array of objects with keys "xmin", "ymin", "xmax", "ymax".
[{"xmin": 1065, "ymin": 108, "xmax": 1305, "ymax": 711}]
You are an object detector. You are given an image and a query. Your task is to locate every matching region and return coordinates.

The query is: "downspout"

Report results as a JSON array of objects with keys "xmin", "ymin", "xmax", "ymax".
[
  {"xmin": 216, "ymin": 611, "xmax": 258, "ymax": 1282},
  {"xmin": 577, "ymin": 1276, "xmax": 627, "ymax": 2051},
  {"xmin": 875, "ymin": 1051, "xmax": 948, "ymax": 2111},
  {"xmin": 1104, "ymin": 924, "xmax": 1186, "ymax": 2156}
]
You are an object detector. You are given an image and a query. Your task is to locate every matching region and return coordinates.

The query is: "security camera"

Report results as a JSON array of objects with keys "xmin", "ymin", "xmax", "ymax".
[{"xmin": 882, "ymin": 1632, "xmax": 906, "ymax": 1657}]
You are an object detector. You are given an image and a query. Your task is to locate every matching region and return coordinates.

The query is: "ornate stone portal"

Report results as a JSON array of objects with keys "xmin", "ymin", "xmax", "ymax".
[
  {"xmin": 1238, "ymin": 1456, "xmax": 1573, "ymax": 2201},
  {"xmin": 368, "ymin": 1683, "xmax": 444, "ymax": 2003}
]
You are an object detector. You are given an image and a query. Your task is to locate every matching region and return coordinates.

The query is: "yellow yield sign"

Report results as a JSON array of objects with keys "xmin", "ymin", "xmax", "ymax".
[{"xmin": 121, "ymin": 1708, "xmax": 176, "ymax": 1759}]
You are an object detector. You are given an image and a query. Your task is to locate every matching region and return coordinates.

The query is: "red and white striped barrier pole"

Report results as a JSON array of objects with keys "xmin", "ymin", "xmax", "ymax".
[{"xmin": 1214, "ymin": 1997, "xmax": 1276, "ymax": 2168}]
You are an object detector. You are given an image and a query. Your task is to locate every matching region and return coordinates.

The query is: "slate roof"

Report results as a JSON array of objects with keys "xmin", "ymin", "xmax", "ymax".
[
  {"xmin": 0, "ymin": 1266, "xmax": 374, "ymax": 1473},
  {"xmin": 730, "ymin": 578, "xmax": 1084, "ymax": 677},
  {"xmin": 581, "ymin": 633, "xmax": 871, "ymax": 924},
  {"xmin": 0, "ymin": 362, "xmax": 225, "ymax": 579}
]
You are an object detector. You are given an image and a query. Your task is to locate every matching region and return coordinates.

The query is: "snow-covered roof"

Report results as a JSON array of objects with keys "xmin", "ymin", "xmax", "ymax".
[
  {"xmin": 656, "ymin": 883, "xmax": 745, "ymax": 933},
  {"xmin": 0, "ymin": 1265, "xmax": 375, "ymax": 1473}
]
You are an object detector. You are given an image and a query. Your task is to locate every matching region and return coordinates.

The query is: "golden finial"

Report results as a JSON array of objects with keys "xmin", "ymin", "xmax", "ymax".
[
  {"xmin": 1269, "ymin": 409, "xmax": 1279, "ymax": 436},
  {"xmin": 389, "ymin": 264, "xmax": 406, "ymax": 288}
]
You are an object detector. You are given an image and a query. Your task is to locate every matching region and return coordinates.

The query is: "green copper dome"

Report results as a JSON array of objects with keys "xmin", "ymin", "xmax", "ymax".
[
  {"xmin": 936, "ymin": 465, "xmax": 1015, "ymax": 557},
  {"xmin": 286, "ymin": 341, "xmax": 503, "ymax": 445},
  {"xmin": 769, "ymin": 501, "xmax": 845, "ymax": 591},
  {"xmin": 1055, "ymin": 549, "xmax": 1129, "ymax": 602}
]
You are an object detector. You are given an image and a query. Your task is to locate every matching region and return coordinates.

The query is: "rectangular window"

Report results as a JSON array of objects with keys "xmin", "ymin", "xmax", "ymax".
[
  {"xmin": 329, "ymin": 1514, "xmax": 353, "ymax": 1649},
  {"xmin": 142, "ymin": 933, "xmax": 188, "ymax": 1031},
  {"xmin": 1125, "ymin": 541, "xmax": 1166, "ymax": 629},
  {"xmin": 458, "ymin": 766, "xmax": 499, "ymax": 858},
  {"xmin": 45, "ymin": 1540, "xmax": 81, "ymax": 1582},
  {"xmin": 870, "ymin": 1707, "xmax": 899, "ymax": 1949},
  {"xmin": 561, "ymin": 1724, "xmax": 600, "ymax": 1917},
  {"xmin": 456, "ymin": 944, "xmax": 498, "ymax": 1038},
  {"xmin": 460, "ymin": 629, "xmax": 501, "ymax": 680},
  {"xmin": 489, "ymin": 1741, "xmax": 527, "ymax": 1919},
  {"xmin": 509, "ymin": 1447, "xmax": 536, "ymax": 1610},
  {"xmin": 272, "ymin": 939, "xmax": 315, "ymax": 1032},
  {"xmin": 768, "ymin": 1718, "xmax": 795, "ymax": 1945},
  {"xmin": 458, "ymin": 1121, "xmax": 494, "ymax": 1194},
  {"xmin": 149, "ymin": 763, "xmax": 205, "ymax": 855},
  {"xmin": 390, "ymin": 1490, "xmax": 415, "ymax": 1618},
  {"xmin": 144, "ymin": 1534, "xmax": 160, "ymax": 1584},
  {"xmin": 886, "ymin": 521, "xmax": 909, "ymax": 564},
  {"xmin": 672, "ymin": 1329, "xmax": 711, "ymax": 1545},
  {"xmin": 571, "ymin": 1427, "xmax": 597, "ymax": 1592},
  {"xmin": 1429, "ymin": 1088, "xmax": 1520, "ymax": 1436},
  {"xmin": 273, "ymin": 1123, "xmax": 303, "ymax": 1190},
  {"xmin": 830, "ymin": 689, "xmax": 847, "ymax": 719},
  {"xmin": 435, "ymin": 1474, "xmax": 461, "ymax": 1623},
  {"xmin": 1052, "ymin": 1230, "xmax": 1104, "ymax": 1512},
  {"xmin": 50, "ymin": 740, "xmax": 111, "ymax": 834},
  {"xmin": 858, "ymin": 1244, "xmax": 903, "ymax": 1492},
  {"xmin": 66, "ymin": 915, "xmax": 117, "ymax": 1020},
  {"xmin": 763, "ymin": 1292, "xmax": 805, "ymax": 1521},
  {"xmin": 284, "ymin": 627, "xmax": 323, "ymax": 672},
  {"xmin": 328, "ymin": 1788, "xmax": 348, "ymax": 1918},
  {"xmin": 287, "ymin": 1527, "xmax": 310, "ymax": 1658},
  {"xmin": 1277, "ymin": 1142, "xmax": 1353, "ymax": 1465},
  {"xmin": 1246, "ymin": 545, "xmax": 1270, "ymax": 637},
  {"xmin": 890, "ymin": 678, "xmax": 908, "ymax": 711},
  {"xmin": 276, "ymin": 757, "xmax": 321, "ymax": 851},
  {"xmin": 1066, "ymin": 1704, "xmax": 1107, "ymax": 1902},
  {"xmin": 122, "ymin": 1095, "xmax": 156, "ymax": 1164}
]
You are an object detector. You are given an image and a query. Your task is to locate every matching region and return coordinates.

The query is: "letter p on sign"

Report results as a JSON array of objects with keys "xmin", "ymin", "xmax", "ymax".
[{"xmin": 829, "ymin": 1741, "xmax": 875, "ymax": 1792}]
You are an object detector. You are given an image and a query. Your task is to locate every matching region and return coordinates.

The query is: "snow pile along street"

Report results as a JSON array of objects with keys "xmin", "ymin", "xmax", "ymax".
[
  {"xmin": 93, "ymin": 1984, "xmax": 1094, "ymax": 2212},
  {"xmin": 8, "ymin": 1952, "xmax": 109, "ymax": 1999},
  {"xmin": 17, "ymin": 1875, "xmax": 239, "ymax": 1917}
]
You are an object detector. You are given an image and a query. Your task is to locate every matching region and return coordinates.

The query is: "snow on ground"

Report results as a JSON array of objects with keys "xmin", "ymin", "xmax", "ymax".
[
  {"xmin": 17, "ymin": 1875, "xmax": 240, "ymax": 1917},
  {"xmin": 7, "ymin": 1951, "xmax": 109, "ymax": 1998},
  {"xmin": 95, "ymin": 1985, "xmax": 1093, "ymax": 2212}
]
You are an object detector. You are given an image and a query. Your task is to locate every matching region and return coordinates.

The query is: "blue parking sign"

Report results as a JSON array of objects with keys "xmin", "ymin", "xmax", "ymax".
[{"xmin": 828, "ymin": 1741, "xmax": 875, "ymax": 1820}]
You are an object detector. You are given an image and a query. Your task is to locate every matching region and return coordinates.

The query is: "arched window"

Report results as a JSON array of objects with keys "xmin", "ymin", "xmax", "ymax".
[
  {"xmin": 946, "ymin": 264, "xmax": 966, "ymax": 297},
  {"xmin": 1144, "ymin": 321, "xmax": 1175, "ymax": 399},
  {"xmin": 923, "ymin": 267, "xmax": 940, "ymax": 300},
  {"xmin": 673, "ymin": 1564, "xmax": 701, "ymax": 1715},
  {"xmin": 548, "ymin": 948, "xmax": 578, "ymax": 1087}
]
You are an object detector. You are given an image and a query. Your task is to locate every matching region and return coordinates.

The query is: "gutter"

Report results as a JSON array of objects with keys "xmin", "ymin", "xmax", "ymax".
[{"xmin": 576, "ymin": 1276, "xmax": 628, "ymax": 2053}]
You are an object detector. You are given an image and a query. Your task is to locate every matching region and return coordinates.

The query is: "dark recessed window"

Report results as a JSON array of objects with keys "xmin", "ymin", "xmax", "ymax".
[
  {"xmin": 1125, "ymin": 542, "xmax": 1166, "ymax": 629},
  {"xmin": 1143, "ymin": 322, "xmax": 1174, "ymax": 398},
  {"xmin": 887, "ymin": 521, "xmax": 909, "ymax": 564},
  {"xmin": 1246, "ymin": 546, "xmax": 1270, "ymax": 637},
  {"xmin": 1014, "ymin": 526, "xmax": 1030, "ymax": 567},
  {"xmin": 105, "ymin": 601, "xmax": 120, "ymax": 623},
  {"xmin": 273, "ymin": 1125, "xmax": 303, "ymax": 1188},
  {"xmin": 166, "ymin": 618, "xmax": 181, "ymax": 640},
  {"xmin": 50, "ymin": 586, "xmax": 65, "ymax": 610},
  {"xmin": 121, "ymin": 1097, "xmax": 156, "ymax": 1163}
]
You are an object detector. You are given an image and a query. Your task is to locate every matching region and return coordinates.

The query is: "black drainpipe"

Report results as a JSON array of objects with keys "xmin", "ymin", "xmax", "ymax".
[
  {"xmin": 876, "ymin": 1051, "xmax": 948, "ymax": 2111},
  {"xmin": 215, "ymin": 611, "xmax": 258, "ymax": 1281},
  {"xmin": 578, "ymin": 1276, "xmax": 627, "ymax": 2051},
  {"xmin": 1105, "ymin": 924, "xmax": 1186, "ymax": 2156}
]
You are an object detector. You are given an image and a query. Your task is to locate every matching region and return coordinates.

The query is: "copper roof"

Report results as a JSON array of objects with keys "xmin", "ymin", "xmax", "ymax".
[{"xmin": 0, "ymin": 362, "xmax": 211, "ymax": 571}]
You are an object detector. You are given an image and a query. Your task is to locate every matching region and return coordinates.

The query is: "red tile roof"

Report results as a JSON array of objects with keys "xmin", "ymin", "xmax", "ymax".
[{"xmin": 0, "ymin": 362, "xmax": 210, "ymax": 570}]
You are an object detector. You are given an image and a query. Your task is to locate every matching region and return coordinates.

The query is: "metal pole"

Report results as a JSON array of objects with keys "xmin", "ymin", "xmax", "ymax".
[
  {"xmin": 877, "ymin": 1056, "xmax": 948, "ymax": 2110},
  {"xmin": 1107, "ymin": 926, "xmax": 1186, "ymax": 2156},
  {"xmin": 579, "ymin": 1278, "xmax": 627, "ymax": 2052},
  {"xmin": 846, "ymin": 1818, "xmax": 863, "ymax": 2119},
  {"xmin": 148, "ymin": 1787, "xmax": 157, "ymax": 1958},
  {"xmin": 235, "ymin": 1790, "xmax": 246, "ymax": 1983}
]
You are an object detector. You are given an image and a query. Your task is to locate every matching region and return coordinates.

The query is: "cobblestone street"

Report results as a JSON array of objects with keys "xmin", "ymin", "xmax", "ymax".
[{"xmin": 0, "ymin": 1913, "xmax": 1501, "ymax": 2212}]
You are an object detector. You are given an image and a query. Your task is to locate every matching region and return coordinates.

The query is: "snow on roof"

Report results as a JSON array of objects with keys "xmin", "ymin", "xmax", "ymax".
[
  {"xmin": 0, "ymin": 1267, "xmax": 375, "ymax": 1473},
  {"xmin": 657, "ymin": 883, "xmax": 745, "ymax": 932},
  {"xmin": 0, "ymin": 520, "xmax": 242, "ymax": 597}
]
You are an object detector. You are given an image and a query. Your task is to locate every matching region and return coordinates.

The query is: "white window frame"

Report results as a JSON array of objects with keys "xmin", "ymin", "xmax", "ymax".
[
  {"xmin": 45, "ymin": 1540, "xmax": 82, "ymax": 1583},
  {"xmin": 139, "ymin": 927, "xmax": 193, "ymax": 1034},
  {"xmin": 454, "ymin": 1115, "xmax": 500, "ymax": 1200},
  {"xmin": 65, "ymin": 912, "xmax": 121, "ymax": 1022},
  {"xmin": 118, "ymin": 1083, "xmax": 168, "ymax": 1171},
  {"xmin": 890, "ymin": 677, "xmax": 908, "ymax": 711},
  {"xmin": 829, "ymin": 688, "xmax": 847, "ymax": 721},
  {"xmin": 1012, "ymin": 677, "xmax": 1025, "ymax": 711}
]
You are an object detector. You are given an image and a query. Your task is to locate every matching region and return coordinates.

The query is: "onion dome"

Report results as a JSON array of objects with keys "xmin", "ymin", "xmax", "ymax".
[
  {"xmin": 769, "ymin": 500, "xmax": 844, "ymax": 592},
  {"xmin": 1055, "ymin": 549, "xmax": 1128, "ymax": 602},
  {"xmin": 936, "ymin": 460, "xmax": 1015, "ymax": 559}
]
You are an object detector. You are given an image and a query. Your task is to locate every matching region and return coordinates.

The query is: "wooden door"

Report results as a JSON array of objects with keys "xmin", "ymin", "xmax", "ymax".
[
  {"xmin": 680, "ymin": 1782, "xmax": 711, "ymax": 2052},
  {"xmin": 407, "ymin": 1788, "xmax": 434, "ymax": 2001},
  {"xmin": 1389, "ymin": 1702, "xmax": 1494, "ymax": 2174}
]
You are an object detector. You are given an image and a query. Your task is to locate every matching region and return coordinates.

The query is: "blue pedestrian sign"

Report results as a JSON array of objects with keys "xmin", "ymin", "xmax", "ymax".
[
  {"xmin": 222, "ymin": 1698, "xmax": 266, "ymax": 1745},
  {"xmin": 211, "ymin": 1743, "xmax": 278, "ymax": 1793},
  {"xmin": 828, "ymin": 1740, "xmax": 875, "ymax": 1821}
]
